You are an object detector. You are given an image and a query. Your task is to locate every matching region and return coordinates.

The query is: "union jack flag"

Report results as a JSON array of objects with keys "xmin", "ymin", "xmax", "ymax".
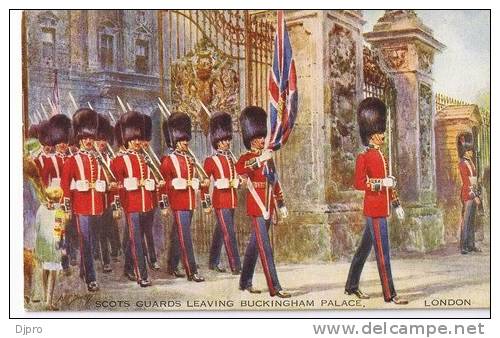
[{"xmin": 266, "ymin": 10, "xmax": 298, "ymax": 151}]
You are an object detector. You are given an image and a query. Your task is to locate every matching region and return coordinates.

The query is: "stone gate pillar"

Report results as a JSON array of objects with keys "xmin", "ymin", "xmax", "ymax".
[{"xmin": 365, "ymin": 10, "xmax": 445, "ymax": 251}]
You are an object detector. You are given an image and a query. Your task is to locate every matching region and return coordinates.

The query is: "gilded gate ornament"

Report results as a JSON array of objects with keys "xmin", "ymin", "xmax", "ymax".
[{"xmin": 171, "ymin": 38, "xmax": 240, "ymax": 134}]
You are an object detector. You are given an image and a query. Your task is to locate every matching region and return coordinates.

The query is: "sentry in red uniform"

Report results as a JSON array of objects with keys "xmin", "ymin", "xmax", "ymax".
[
  {"xmin": 160, "ymin": 150, "xmax": 197, "ymax": 211},
  {"xmin": 201, "ymin": 152, "xmax": 238, "ymax": 209},
  {"xmin": 457, "ymin": 131, "xmax": 481, "ymax": 254},
  {"xmin": 345, "ymin": 97, "xmax": 407, "ymax": 305}
]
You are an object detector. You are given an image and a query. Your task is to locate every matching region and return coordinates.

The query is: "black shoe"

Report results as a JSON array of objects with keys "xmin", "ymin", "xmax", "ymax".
[
  {"xmin": 63, "ymin": 268, "xmax": 72, "ymax": 276},
  {"xmin": 103, "ymin": 264, "xmax": 113, "ymax": 273},
  {"xmin": 470, "ymin": 247, "xmax": 482, "ymax": 253},
  {"xmin": 112, "ymin": 256, "xmax": 120, "ymax": 263},
  {"xmin": 168, "ymin": 269, "xmax": 186, "ymax": 278},
  {"xmin": 70, "ymin": 258, "xmax": 78, "ymax": 266},
  {"xmin": 139, "ymin": 279, "xmax": 152, "ymax": 287},
  {"xmin": 273, "ymin": 290, "xmax": 291, "ymax": 298},
  {"xmin": 123, "ymin": 272, "xmax": 136, "ymax": 281},
  {"xmin": 240, "ymin": 286, "xmax": 261, "ymax": 294},
  {"xmin": 87, "ymin": 281, "xmax": 99, "ymax": 292},
  {"xmin": 232, "ymin": 270, "xmax": 241, "ymax": 275},
  {"xmin": 345, "ymin": 289, "xmax": 370, "ymax": 299},
  {"xmin": 389, "ymin": 296, "xmax": 408, "ymax": 305},
  {"xmin": 461, "ymin": 250, "xmax": 469, "ymax": 254},
  {"xmin": 188, "ymin": 273, "xmax": 205, "ymax": 282},
  {"xmin": 209, "ymin": 265, "xmax": 226, "ymax": 273},
  {"xmin": 150, "ymin": 262, "xmax": 160, "ymax": 271}
]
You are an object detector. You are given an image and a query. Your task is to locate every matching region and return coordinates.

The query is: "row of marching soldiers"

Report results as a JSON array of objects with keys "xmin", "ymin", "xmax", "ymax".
[{"xmin": 25, "ymin": 105, "xmax": 291, "ymax": 310}]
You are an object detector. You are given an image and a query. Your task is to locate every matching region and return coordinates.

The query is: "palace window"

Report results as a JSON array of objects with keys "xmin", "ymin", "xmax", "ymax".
[
  {"xmin": 135, "ymin": 39, "xmax": 149, "ymax": 74},
  {"xmin": 99, "ymin": 34, "xmax": 114, "ymax": 70},
  {"xmin": 41, "ymin": 27, "xmax": 55, "ymax": 66}
]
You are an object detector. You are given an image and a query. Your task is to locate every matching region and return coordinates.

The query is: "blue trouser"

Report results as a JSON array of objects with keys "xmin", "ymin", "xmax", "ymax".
[
  {"xmin": 171, "ymin": 210, "xmax": 197, "ymax": 276},
  {"xmin": 61, "ymin": 216, "xmax": 78, "ymax": 269},
  {"xmin": 461, "ymin": 200, "xmax": 477, "ymax": 251},
  {"xmin": 345, "ymin": 217, "xmax": 396, "ymax": 301},
  {"xmin": 124, "ymin": 211, "xmax": 153, "ymax": 281},
  {"xmin": 92, "ymin": 207, "xmax": 112, "ymax": 266},
  {"xmin": 75, "ymin": 215, "xmax": 100, "ymax": 284},
  {"xmin": 239, "ymin": 216, "xmax": 282, "ymax": 295},
  {"xmin": 209, "ymin": 208, "xmax": 241, "ymax": 272},
  {"xmin": 167, "ymin": 218, "xmax": 181, "ymax": 271},
  {"xmin": 141, "ymin": 211, "xmax": 157, "ymax": 265}
]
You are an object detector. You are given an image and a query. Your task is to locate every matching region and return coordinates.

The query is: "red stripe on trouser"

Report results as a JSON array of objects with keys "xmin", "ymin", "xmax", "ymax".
[
  {"xmin": 75, "ymin": 216, "xmax": 87, "ymax": 280},
  {"xmin": 252, "ymin": 217, "xmax": 275, "ymax": 295},
  {"xmin": 373, "ymin": 218, "xmax": 391, "ymax": 300},
  {"xmin": 216, "ymin": 209, "xmax": 236, "ymax": 271},
  {"xmin": 175, "ymin": 212, "xmax": 192, "ymax": 277},
  {"xmin": 126, "ymin": 214, "xmax": 141, "ymax": 282}
]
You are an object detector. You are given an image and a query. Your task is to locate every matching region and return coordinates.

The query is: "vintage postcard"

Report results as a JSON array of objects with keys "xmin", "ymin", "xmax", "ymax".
[{"xmin": 18, "ymin": 9, "xmax": 490, "ymax": 313}]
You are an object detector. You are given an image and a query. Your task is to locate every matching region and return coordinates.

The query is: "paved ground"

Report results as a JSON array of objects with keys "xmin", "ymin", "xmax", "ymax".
[{"xmin": 25, "ymin": 244, "xmax": 490, "ymax": 312}]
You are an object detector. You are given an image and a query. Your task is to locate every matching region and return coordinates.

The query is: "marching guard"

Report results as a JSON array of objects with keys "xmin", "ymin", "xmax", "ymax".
[
  {"xmin": 457, "ymin": 132, "xmax": 482, "ymax": 254},
  {"xmin": 344, "ymin": 97, "xmax": 408, "ymax": 305},
  {"xmin": 201, "ymin": 112, "xmax": 242, "ymax": 274},
  {"xmin": 236, "ymin": 106, "xmax": 290, "ymax": 298},
  {"xmin": 160, "ymin": 112, "xmax": 207, "ymax": 282},
  {"xmin": 61, "ymin": 108, "xmax": 106, "ymax": 292},
  {"xmin": 110, "ymin": 111, "xmax": 163, "ymax": 287}
]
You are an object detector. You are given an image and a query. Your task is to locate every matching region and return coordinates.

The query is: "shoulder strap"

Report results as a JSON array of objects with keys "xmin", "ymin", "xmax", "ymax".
[
  {"xmin": 123, "ymin": 154, "xmax": 134, "ymax": 178},
  {"xmin": 169, "ymin": 154, "xmax": 182, "ymax": 178},
  {"xmin": 50, "ymin": 155, "xmax": 60, "ymax": 178},
  {"xmin": 212, "ymin": 155, "xmax": 225, "ymax": 179},
  {"xmin": 464, "ymin": 160, "xmax": 475, "ymax": 176},
  {"xmin": 74, "ymin": 154, "xmax": 86, "ymax": 180}
]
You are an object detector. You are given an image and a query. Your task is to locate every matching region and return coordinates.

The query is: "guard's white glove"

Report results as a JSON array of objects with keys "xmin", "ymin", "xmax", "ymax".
[
  {"xmin": 395, "ymin": 206, "xmax": 405, "ymax": 220},
  {"xmin": 382, "ymin": 176, "xmax": 397, "ymax": 188},
  {"xmin": 257, "ymin": 149, "xmax": 273, "ymax": 163},
  {"xmin": 279, "ymin": 206, "xmax": 288, "ymax": 219}
]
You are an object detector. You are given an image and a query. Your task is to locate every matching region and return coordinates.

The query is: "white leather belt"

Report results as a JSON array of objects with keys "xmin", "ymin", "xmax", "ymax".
[
  {"xmin": 214, "ymin": 178, "xmax": 239, "ymax": 189},
  {"xmin": 124, "ymin": 177, "xmax": 156, "ymax": 191},
  {"xmin": 172, "ymin": 178, "xmax": 200, "ymax": 191},
  {"xmin": 75, "ymin": 179, "xmax": 106, "ymax": 192}
]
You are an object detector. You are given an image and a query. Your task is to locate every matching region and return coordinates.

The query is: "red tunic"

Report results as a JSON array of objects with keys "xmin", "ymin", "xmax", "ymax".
[
  {"xmin": 61, "ymin": 151, "xmax": 106, "ymax": 216},
  {"xmin": 235, "ymin": 150, "xmax": 284, "ymax": 217},
  {"xmin": 41, "ymin": 152, "xmax": 68, "ymax": 188},
  {"xmin": 354, "ymin": 147, "xmax": 397, "ymax": 218},
  {"xmin": 459, "ymin": 158, "xmax": 478, "ymax": 202},
  {"xmin": 160, "ymin": 151, "xmax": 197, "ymax": 211},
  {"xmin": 110, "ymin": 151, "xmax": 156, "ymax": 213},
  {"xmin": 201, "ymin": 152, "xmax": 238, "ymax": 209}
]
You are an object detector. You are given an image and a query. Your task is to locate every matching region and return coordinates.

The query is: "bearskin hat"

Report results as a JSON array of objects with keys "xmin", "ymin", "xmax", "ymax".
[
  {"xmin": 168, "ymin": 112, "xmax": 192, "ymax": 145},
  {"xmin": 114, "ymin": 120, "xmax": 123, "ymax": 148},
  {"xmin": 209, "ymin": 112, "xmax": 233, "ymax": 149},
  {"xmin": 38, "ymin": 120, "xmax": 51, "ymax": 146},
  {"xmin": 118, "ymin": 111, "xmax": 145, "ymax": 146},
  {"xmin": 97, "ymin": 114, "xmax": 114, "ymax": 145},
  {"xmin": 357, "ymin": 97, "xmax": 387, "ymax": 146},
  {"xmin": 72, "ymin": 108, "xmax": 99, "ymax": 142},
  {"xmin": 143, "ymin": 113, "xmax": 152, "ymax": 142},
  {"xmin": 162, "ymin": 119, "xmax": 172, "ymax": 149},
  {"xmin": 239, "ymin": 106, "xmax": 267, "ymax": 150},
  {"xmin": 27, "ymin": 123, "xmax": 40, "ymax": 139},
  {"xmin": 457, "ymin": 131, "xmax": 474, "ymax": 158},
  {"xmin": 48, "ymin": 114, "xmax": 72, "ymax": 146}
]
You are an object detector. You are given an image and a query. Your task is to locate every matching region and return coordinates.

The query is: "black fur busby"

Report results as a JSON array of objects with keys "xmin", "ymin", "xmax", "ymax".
[
  {"xmin": 357, "ymin": 97, "xmax": 387, "ymax": 146},
  {"xmin": 457, "ymin": 131, "xmax": 474, "ymax": 158},
  {"xmin": 210, "ymin": 112, "xmax": 233, "ymax": 149},
  {"xmin": 162, "ymin": 119, "xmax": 172, "ymax": 149},
  {"xmin": 118, "ymin": 111, "xmax": 145, "ymax": 146},
  {"xmin": 168, "ymin": 112, "xmax": 192, "ymax": 145},
  {"xmin": 143, "ymin": 113, "xmax": 152, "ymax": 142},
  {"xmin": 239, "ymin": 106, "xmax": 267, "ymax": 150},
  {"xmin": 114, "ymin": 120, "xmax": 123, "ymax": 148},
  {"xmin": 48, "ymin": 114, "xmax": 72, "ymax": 146},
  {"xmin": 38, "ymin": 120, "xmax": 51, "ymax": 146},
  {"xmin": 28, "ymin": 123, "xmax": 40, "ymax": 139},
  {"xmin": 97, "ymin": 114, "xmax": 114, "ymax": 145},
  {"xmin": 72, "ymin": 108, "xmax": 99, "ymax": 142}
]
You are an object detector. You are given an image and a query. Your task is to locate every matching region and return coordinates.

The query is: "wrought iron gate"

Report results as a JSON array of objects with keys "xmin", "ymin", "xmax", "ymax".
[{"xmin": 158, "ymin": 10, "xmax": 275, "ymax": 255}]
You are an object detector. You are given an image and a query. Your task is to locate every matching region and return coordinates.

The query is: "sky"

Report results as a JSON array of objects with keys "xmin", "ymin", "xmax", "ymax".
[{"xmin": 363, "ymin": 10, "xmax": 490, "ymax": 105}]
